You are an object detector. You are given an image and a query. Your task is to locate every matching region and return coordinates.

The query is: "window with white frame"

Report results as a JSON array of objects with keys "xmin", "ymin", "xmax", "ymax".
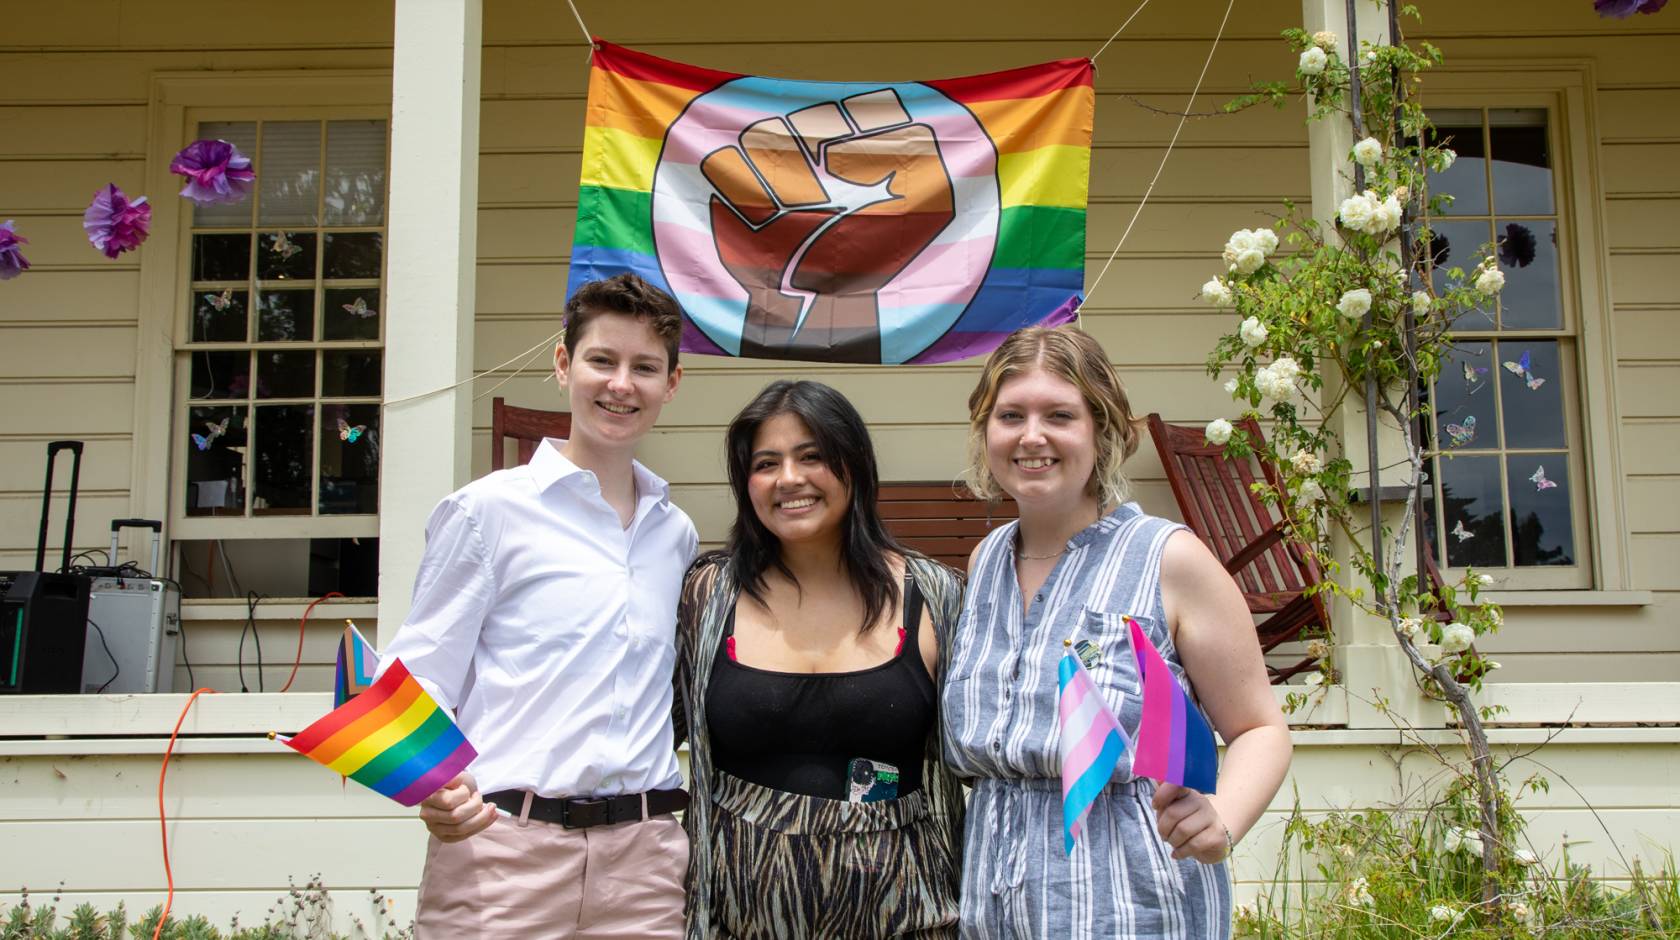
[
  {"xmin": 171, "ymin": 117, "xmax": 388, "ymax": 597},
  {"xmin": 1420, "ymin": 107, "xmax": 1590, "ymax": 590}
]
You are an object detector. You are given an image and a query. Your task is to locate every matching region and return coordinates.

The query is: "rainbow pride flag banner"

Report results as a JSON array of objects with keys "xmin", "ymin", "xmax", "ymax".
[
  {"xmin": 1127, "ymin": 616, "xmax": 1218, "ymax": 795},
  {"xmin": 1058, "ymin": 647, "xmax": 1131, "ymax": 854},
  {"xmin": 570, "ymin": 40, "xmax": 1091, "ymax": 365},
  {"xmin": 333, "ymin": 620, "xmax": 378, "ymax": 709},
  {"xmin": 275, "ymin": 659, "xmax": 476, "ymax": 806}
]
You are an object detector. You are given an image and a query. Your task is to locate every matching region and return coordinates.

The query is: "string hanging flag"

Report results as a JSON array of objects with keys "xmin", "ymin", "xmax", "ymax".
[
  {"xmin": 273, "ymin": 658, "xmax": 476, "ymax": 806},
  {"xmin": 570, "ymin": 41, "xmax": 1094, "ymax": 364}
]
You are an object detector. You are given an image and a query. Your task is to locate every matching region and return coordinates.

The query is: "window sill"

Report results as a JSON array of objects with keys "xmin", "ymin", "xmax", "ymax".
[
  {"xmin": 1479, "ymin": 590, "xmax": 1653, "ymax": 607},
  {"xmin": 181, "ymin": 598, "xmax": 378, "ymax": 621}
]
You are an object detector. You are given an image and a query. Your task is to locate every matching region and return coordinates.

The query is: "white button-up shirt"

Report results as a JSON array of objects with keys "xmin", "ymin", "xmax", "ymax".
[{"xmin": 379, "ymin": 439, "xmax": 698, "ymax": 798}]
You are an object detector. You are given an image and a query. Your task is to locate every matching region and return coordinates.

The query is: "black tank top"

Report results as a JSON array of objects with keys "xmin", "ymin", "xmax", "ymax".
[{"xmin": 706, "ymin": 575, "xmax": 935, "ymax": 800}]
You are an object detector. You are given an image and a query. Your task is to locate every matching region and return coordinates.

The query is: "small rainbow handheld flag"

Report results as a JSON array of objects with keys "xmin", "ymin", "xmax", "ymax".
[
  {"xmin": 1127, "ymin": 616, "xmax": 1218, "ymax": 795},
  {"xmin": 275, "ymin": 659, "xmax": 476, "ymax": 806},
  {"xmin": 1058, "ymin": 645, "xmax": 1131, "ymax": 854},
  {"xmin": 333, "ymin": 620, "xmax": 378, "ymax": 708}
]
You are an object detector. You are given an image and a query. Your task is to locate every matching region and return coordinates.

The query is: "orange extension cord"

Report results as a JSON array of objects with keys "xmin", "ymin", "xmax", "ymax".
[
  {"xmin": 154, "ymin": 686, "xmax": 216, "ymax": 940},
  {"xmin": 278, "ymin": 591, "xmax": 343, "ymax": 693},
  {"xmin": 153, "ymin": 591, "xmax": 344, "ymax": 938}
]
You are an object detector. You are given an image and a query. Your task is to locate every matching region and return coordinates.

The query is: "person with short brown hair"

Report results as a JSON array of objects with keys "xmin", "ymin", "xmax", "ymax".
[{"xmin": 381, "ymin": 275, "xmax": 697, "ymax": 937}]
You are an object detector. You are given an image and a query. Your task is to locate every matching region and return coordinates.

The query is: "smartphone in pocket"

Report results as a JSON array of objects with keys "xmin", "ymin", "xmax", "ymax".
[{"xmin": 846, "ymin": 758, "xmax": 900, "ymax": 803}]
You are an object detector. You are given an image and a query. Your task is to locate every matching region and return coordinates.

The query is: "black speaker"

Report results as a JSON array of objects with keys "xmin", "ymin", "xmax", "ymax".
[
  {"xmin": 0, "ymin": 572, "xmax": 92, "ymax": 694},
  {"xmin": 1, "ymin": 441, "xmax": 93, "ymax": 694}
]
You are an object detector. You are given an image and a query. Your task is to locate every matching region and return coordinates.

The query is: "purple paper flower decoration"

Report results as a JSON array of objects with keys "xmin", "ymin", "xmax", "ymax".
[
  {"xmin": 169, "ymin": 139, "xmax": 256, "ymax": 205},
  {"xmin": 83, "ymin": 184, "xmax": 151, "ymax": 259},
  {"xmin": 0, "ymin": 220, "xmax": 30, "ymax": 281},
  {"xmin": 1595, "ymin": 0, "xmax": 1668, "ymax": 18}
]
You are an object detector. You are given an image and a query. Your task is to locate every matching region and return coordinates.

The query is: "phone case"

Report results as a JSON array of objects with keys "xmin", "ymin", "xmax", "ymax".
[{"xmin": 846, "ymin": 757, "xmax": 901, "ymax": 803}]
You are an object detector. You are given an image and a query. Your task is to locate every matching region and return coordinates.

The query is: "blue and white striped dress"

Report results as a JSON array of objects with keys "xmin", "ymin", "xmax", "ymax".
[{"xmin": 942, "ymin": 503, "xmax": 1231, "ymax": 939}]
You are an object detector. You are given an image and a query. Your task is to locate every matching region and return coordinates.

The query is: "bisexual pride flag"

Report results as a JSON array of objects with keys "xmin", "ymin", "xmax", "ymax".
[
  {"xmin": 570, "ymin": 40, "xmax": 1091, "ymax": 365},
  {"xmin": 275, "ymin": 659, "xmax": 476, "ymax": 806},
  {"xmin": 1058, "ymin": 647, "xmax": 1131, "ymax": 854},
  {"xmin": 1127, "ymin": 616, "xmax": 1218, "ymax": 795}
]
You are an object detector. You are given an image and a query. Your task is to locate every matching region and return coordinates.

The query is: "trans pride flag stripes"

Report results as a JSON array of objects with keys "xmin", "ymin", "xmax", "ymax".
[
  {"xmin": 277, "ymin": 659, "xmax": 476, "ymax": 806},
  {"xmin": 1128, "ymin": 616, "xmax": 1219, "ymax": 795},
  {"xmin": 570, "ymin": 41, "xmax": 1091, "ymax": 365},
  {"xmin": 1058, "ymin": 649, "xmax": 1130, "ymax": 854}
]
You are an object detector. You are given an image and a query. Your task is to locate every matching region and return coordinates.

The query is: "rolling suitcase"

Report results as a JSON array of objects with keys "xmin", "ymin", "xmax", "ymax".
[{"xmin": 81, "ymin": 519, "xmax": 180, "ymax": 694}]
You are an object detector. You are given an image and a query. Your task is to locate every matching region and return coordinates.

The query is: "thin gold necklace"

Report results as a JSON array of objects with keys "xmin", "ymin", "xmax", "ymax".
[{"xmin": 1016, "ymin": 507, "xmax": 1102, "ymax": 561}]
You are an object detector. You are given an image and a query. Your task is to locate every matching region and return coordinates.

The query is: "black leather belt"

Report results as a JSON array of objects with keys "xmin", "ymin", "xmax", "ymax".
[{"xmin": 485, "ymin": 788, "xmax": 689, "ymax": 829}]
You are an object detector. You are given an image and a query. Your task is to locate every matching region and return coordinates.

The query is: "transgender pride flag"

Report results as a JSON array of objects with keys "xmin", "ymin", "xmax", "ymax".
[
  {"xmin": 1058, "ymin": 648, "xmax": 1130, "ymax": 854},
  {"xmin": 569, "ymin": 41, "xmax": 1091, "ymax": 365}
]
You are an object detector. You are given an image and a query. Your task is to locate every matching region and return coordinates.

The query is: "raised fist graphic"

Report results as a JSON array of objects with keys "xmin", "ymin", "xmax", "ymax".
[{"xmin": 700, "ymin": 88, "xmax": 955, "ymax": 363}]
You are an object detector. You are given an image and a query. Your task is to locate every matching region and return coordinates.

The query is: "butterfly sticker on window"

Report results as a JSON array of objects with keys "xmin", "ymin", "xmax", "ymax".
[
  {"xmin": 1501, "ymin": 349, "xmax": 1546, "ymax": 391},
  {"xmin": 337, "ymin": 417, "xmax": 368, "ymax": 445},
  {"xmin": 341, "ymin": 296, "xmax": 376, "ymax": 318},
  {"xmin": 1529, "ymin": 464, "xmax": 1558, "ymax": 491},
  {"xmin": 1450, "ymin": 519, "xmax": 1474, "ymax": 542},
  {"xmin": 1443, "ymin": 415, "xmax": 1477, "ymax": 448},
  {"xmin": 207, "ymin": 288, "xmax": 234, "ymax": 312},
  {"xmin": 1461, "ymin": 360, "xmax": 1490, "ymax": 392},
  {"xmin": 191, "ymin": 416, "xmax": 230, "ymax": 452},
  {"xmin": 271, "ymin": 231, "xmax": 302, "ymax": 261}
]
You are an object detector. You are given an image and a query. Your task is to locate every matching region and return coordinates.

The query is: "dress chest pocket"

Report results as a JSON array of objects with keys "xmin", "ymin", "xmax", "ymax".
[{"xmin": 1076, "ymin": 609, "xmax": 1170, "ymax": 701}]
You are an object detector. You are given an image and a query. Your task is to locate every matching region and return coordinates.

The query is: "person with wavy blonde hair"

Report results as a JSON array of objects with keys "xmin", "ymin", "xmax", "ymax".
[
  {"xmin": 943, "ymin": 325, "xmax": 1291, "ymax": 939},
  {"xmin": 961, "ymin": 325, "xmax": 1141, "ymax": 509}
]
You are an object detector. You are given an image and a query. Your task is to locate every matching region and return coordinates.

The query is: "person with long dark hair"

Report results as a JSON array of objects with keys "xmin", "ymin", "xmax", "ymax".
[{"xmin": 674, "ymin": 379, "xmax": 965, "ymax": 939}]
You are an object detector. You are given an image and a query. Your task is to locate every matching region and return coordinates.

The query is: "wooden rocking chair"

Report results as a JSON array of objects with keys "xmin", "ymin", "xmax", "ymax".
[
  {"xmin": 1146, "ymin": 413, "xmax": 1321, "ymax": 683},
  {"xmin": 491, "ymin": 397, "xmax": 572, "ymax": 470}
]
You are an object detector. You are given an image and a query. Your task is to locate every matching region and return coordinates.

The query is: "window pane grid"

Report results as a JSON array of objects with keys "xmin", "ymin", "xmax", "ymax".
[
  {"xmin": 180, "ymin": 118, "xmax": 387, "ymax": 522},
  {"xmin": 1425, "ymin": 106, "xmax": 1580, "ymax": 576}
]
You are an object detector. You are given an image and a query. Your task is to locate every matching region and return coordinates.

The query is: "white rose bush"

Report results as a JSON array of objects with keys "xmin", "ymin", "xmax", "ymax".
[
  {"xmin": 1201, "ymin": 17, "xmax": 1592, "ymax": 937},
  {"xmin": 1208, "ymin": 24, "xmax": 1504, "ymax": 697}
]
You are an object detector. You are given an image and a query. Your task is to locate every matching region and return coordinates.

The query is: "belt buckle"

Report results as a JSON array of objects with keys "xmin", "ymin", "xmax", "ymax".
[{"xmin": 560, "ymin": 797, "xmax": 610, "ymax": 830}]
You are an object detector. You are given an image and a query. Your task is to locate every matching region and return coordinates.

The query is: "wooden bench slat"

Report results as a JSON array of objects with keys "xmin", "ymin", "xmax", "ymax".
[{"xmin": 877, "ymin": 482, "xmax": 1016, "ymax": 572}]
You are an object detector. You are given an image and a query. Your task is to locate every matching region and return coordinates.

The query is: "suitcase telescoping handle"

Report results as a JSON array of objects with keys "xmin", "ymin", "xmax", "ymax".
[
  {"xmin": 109, "ymin": 519, "xmax": 164, "ymax": 576},
  {"xmin": 36, "ymin": 441, "xmax": 84, "ymax": 573}
]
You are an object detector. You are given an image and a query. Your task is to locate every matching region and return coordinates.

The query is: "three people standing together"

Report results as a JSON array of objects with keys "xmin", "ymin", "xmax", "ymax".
[{"xmin": 381, "ymin": 274, "xmax": 1291, "ymax": 939}]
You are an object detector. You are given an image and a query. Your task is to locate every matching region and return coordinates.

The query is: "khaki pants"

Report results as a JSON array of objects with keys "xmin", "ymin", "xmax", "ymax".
[{"xmin": 416, "ymin": 811, "xmax": 688, "ymax": 938}]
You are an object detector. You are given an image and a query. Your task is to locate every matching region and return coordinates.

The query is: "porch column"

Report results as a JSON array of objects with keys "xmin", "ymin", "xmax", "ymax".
[
  {"xmin": 377, "ymin": 0, "xmax": 483, "ymax": 642},
  {"xmin": 1300, "ymin": 0, "xmax": 1436, "ymax": 729}
]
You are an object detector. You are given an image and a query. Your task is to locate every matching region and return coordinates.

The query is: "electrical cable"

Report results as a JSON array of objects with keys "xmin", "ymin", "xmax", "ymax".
[
  {"xmin": 63, "ymin": 549, "xmax": 110, "ymax": 573},
  {"xmin": 178, "ymin": 619, "xmax": 195, "ymax": 691},
  {"xmin": 279, "ymin": 591, "xmax": 345, "ymax": 694},
  {"xmin": 153, "ymin": 687, "xmax": 216, "ymax": 940},
  {"xmin": 214, "ymin": 538, "xmax": 243, "ymax": 598},
  {"xmin": 250, "ymin": 592, "xmax": 264, "ymax": 692},
  {"xmin": 236, "ymin": 591, "xmax": 266, "ymax": 693},
  {"xmin": 88, "ymin": 619, "xmax": 118, "ymax": 694}
]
